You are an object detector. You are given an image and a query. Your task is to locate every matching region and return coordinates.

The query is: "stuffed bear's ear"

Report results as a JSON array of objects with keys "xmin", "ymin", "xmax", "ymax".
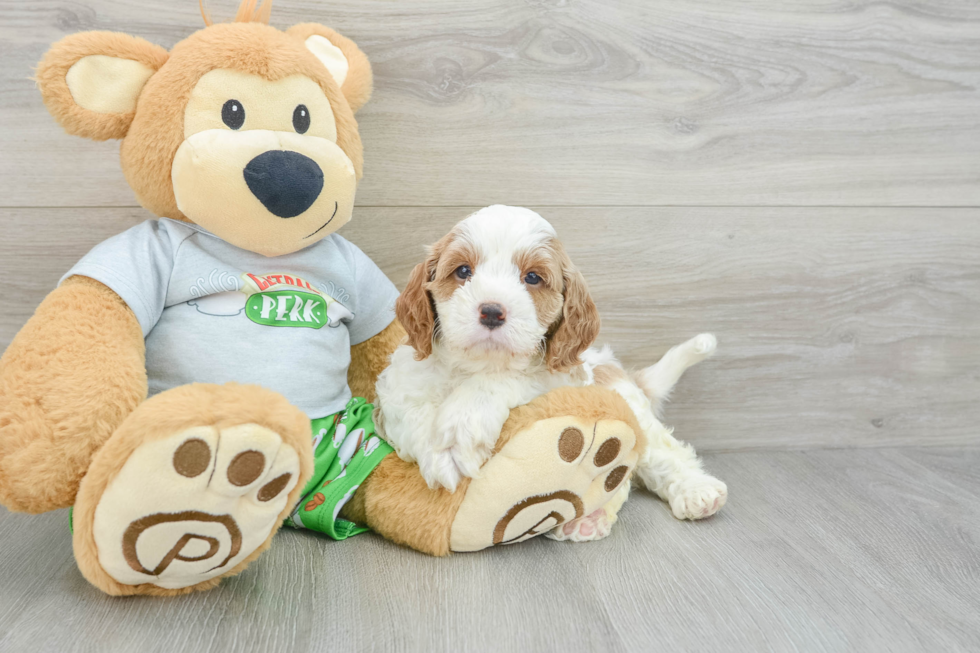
[
  {"xmin": 286, "ymin": 24, "xmax": 373, "ymax": 114},
  {"xmin": 35, "ymin": 31, "xmax": 169, "ymax": 141}
]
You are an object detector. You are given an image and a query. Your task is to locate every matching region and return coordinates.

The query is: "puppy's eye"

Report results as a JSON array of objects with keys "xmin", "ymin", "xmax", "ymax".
[
  {"xmin": 222, "ymin": 100, "xmax": 245, "ymax": 130},
  {"xmin": 455, "ymin": 265, "xmax": 472, "ymax": 280},
  {"xmin": 293, "ymin": 104, "xmax": 310, "ymax": 134},
  {"xmin": 524, "ymin": 271, "xmax": 541, "ymax": 285}
]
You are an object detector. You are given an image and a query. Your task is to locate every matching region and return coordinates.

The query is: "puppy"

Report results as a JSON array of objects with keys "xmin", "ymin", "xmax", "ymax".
[{"xmin": 375, "ymin": 205, "xmax": 727, "ymax": 540}]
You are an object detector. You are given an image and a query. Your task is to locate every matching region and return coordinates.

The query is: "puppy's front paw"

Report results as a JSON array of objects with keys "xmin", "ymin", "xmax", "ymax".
[
  {"xmin": 449, "ymin": 440, "xmax": 493, "ymax": 479},
  {"xmin": 417, "ymin": 449, "xmax": 463, "ymax": 493},
  {"xmin": 416, "ymin": 440, "xmax": 492, "ymax": 492},
  {"xmin": 668, "ymin": 475, "xmax": 727, "ymax": 520},
  {"xmin": 435, "ymin": 402, "xmax": 504, "ymax": 482}
]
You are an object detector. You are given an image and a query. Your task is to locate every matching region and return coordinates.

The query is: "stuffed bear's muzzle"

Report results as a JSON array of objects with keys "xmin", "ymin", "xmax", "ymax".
[
  {"xmin": 243, "ymin": 150, "xmax": 324, "ymax": 219},
  {"xmin": 171, "ymin": 128, "xmax": 356, "ymax": 257}
]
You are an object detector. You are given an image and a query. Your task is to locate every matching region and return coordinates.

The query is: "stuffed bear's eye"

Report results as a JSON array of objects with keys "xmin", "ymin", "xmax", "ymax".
[
  {"xmin": 293, "ymin": 105, "xmax": 310, "ymax": 134},
  {"xmin": 455, "ymin": 265, "xmax": 472, "ymax": 280},
  {"xmin": 222, "ymin": 99, "xmax": 245, "ymax": 130},
  {"xmin": 524, "ymin": 272, "xmax": 541, "ymax": 285}
]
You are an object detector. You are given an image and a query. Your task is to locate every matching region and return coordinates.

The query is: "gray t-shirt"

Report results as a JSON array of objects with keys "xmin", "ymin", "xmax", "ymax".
[{"xmin": 63, "ymin": 218, "xmax": 399, "ymax": 418}]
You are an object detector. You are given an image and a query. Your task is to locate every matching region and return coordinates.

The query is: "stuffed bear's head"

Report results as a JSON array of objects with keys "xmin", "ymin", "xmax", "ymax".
[{"xmin": 36, "ymin": 0, "xmax": 371, "ymax": 257}]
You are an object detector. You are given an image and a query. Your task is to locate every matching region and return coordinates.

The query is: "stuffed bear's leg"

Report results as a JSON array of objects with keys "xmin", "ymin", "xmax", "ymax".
[
  {"xmin": 0, "ymin": 277, "xmax": 147, "ymax": 514},
  {"xmin": 72, "ymin": 383, "xmax": 313, "ymax": 596},
  {"xmin": 342, "ymin": 385, "xmax": 644, "ymax": 554},
  {"xmin": 340, "ymin": 450, "xmax": 470, "ymax": 556}
]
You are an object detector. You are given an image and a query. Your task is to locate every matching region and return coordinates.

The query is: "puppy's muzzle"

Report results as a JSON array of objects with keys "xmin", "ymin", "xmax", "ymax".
[
  {"xmin": 244, "ymin": 150, "xmax": 324, "ymax": 218},
  {"xmin": 479, "ymin": 303, "xmax": 506, "ymax": 329}
]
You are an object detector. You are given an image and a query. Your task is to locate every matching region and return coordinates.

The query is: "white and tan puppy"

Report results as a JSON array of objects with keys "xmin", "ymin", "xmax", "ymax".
[{"xmin": 375, "ymin": 205, "xmax": 726, "ymax": 540}]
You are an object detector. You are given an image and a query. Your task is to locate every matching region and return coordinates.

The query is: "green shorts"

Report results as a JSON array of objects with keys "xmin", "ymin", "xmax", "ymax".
[{"xmin": 284, "ymin": 397, "xmax": 393, "ymax": 540}]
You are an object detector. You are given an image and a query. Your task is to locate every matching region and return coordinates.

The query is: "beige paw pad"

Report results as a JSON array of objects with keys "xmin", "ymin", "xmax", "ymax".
[
  {"xmin": 92, "ymin": 424, "xmax": 300, "ymax": 589},
  {"xmin": 450, "ymin": 416, "xmax": 639, "ymax": 552}
]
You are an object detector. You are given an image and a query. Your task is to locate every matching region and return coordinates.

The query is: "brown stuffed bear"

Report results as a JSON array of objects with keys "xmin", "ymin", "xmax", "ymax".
[{"xmin": 0, "ymin": 0, "xmax": 643, "ymax": 596}]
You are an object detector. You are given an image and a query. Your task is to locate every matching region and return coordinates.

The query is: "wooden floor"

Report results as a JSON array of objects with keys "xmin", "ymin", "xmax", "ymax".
[
  {"xmin": 1, "ymin": 0, "xmax": 979, "ymax": 651},
  {"xmin": 1, "ymin": 447, "xmax": 979, "ymax": 653}
]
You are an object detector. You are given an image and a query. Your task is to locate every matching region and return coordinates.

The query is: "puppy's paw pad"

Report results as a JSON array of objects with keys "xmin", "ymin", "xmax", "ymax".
[
  {"xmin": 669, "ymin": 475, "xmax": 727, "ymax": 520},
  {"xmin": 92, "ymin": 424, "xmax": 300, "ymax": 590},
  {"xmin": 546, "ymin": 508, "xmax": 613, "ymax": 543}
]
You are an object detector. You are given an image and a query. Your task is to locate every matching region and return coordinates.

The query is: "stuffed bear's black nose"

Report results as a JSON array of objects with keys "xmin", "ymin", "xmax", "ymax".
[{"xmin": 243, "ymin": 150, "xmax": 324, "ymax": 218}]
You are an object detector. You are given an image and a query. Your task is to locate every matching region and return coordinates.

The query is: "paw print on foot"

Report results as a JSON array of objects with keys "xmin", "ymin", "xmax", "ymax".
[
  {"xmin": 668, "ymin": 475, "xmax": 728, "ymax": 520},
  {"xmin": 450, "ymin": 416, "xmax": 640, "ymax": 551},
  {"xmin": 92, "ymin": 424, "xmax": 300, "ymax": 590}
]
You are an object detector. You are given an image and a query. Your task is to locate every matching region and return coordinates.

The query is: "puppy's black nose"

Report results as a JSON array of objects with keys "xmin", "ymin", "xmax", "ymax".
[
  {"xmin": 244, "ymin": 150, "xmax": 324, "ymax": 218},
  {"xmin": 479, "ymin": 303, "xmax": 506, "ymax": 329}
]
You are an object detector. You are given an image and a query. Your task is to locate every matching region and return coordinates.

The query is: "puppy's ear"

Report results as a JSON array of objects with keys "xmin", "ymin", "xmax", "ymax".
[
  {"xmin": 287, "ymin": 24, "xmax": 372, "ymax": 113},
  {"xmin": 396, "ymin": 232, "xmax": 454, "ymax": 359},
  {"xmin": 397, "ymin": 260, "xmax": 436, "ymax": 360},
  {"xmin": 546, "ymin": 251, "xmax": 601, "ymax": 373},
  {"xmin": 36, "ymin": 31, "xmax": 169, "ymax": 141}
]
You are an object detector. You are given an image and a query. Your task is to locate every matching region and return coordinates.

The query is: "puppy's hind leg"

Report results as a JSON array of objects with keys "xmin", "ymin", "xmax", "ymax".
[
  {"xmin": 634, "ymin": 419, "xmax": 727, "ymax": 520},
  {"xmin": 634, "ymin": 333, "xmax": 716, "ymax": 416},
  {"xmin": 610, "ymin": 378, "xmax": 727, "ymax": 521}
]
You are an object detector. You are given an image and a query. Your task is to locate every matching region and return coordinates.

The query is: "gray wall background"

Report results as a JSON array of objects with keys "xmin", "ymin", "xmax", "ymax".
[{"xmin": 2, "ymin": 0, "xmax": 978, "ymax": 451}]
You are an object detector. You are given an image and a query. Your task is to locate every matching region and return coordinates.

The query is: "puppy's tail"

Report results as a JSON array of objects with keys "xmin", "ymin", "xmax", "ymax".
[{"xmin": 632, "ymin": 334, "xmax": 717, "ymax": 417}]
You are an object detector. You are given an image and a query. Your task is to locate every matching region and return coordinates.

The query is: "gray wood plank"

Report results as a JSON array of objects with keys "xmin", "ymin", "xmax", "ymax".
[
  {"xmin": 2, "ymin": 206, "xmax": 978, "ymax": 450},
  {"xmin": 2, "ymin": 0, "xmax": 980, "ymax": 207},
  {"xmin": 0, "ymin": 447, "xmax": 978, "ymax": 652}
]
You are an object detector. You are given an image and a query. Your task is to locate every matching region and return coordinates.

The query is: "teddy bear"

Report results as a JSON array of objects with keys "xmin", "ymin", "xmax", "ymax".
[{"xmin": 0, "ymin": 0, "xmax": 645, "ymax": 596}]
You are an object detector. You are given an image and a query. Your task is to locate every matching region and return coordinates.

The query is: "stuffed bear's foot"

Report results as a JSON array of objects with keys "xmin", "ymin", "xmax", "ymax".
[
  {"xmin": 449, "ymin": 387, "xmax": 643, "ymax": 551},
  {"xmin": 72, "ymin": 384, "xmax": 312, "ymax": 596},
  {"xmin": 90, "ymin": 424, "xmax": 299, "ymax": 590}
]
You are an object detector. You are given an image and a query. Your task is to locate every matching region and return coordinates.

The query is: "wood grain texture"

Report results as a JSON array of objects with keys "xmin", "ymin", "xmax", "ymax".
[
  {"xmin": 2, "ymin": 206, "xmax": 977, "ymax": 451},
  {"xmin": 2, "ymin": 1, "xmax": 979, "ymax": 649},
  {"xmin": 2, "ymin": 0, "xmax": 980, "ymax": 207},
  {"xmin": 0, "ymin": 447, "xmax": 977, "ymax": 653}
]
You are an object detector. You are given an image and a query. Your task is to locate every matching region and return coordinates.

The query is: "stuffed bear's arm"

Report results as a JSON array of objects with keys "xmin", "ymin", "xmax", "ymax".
[
  {"xmin": 347, "ymin": 319, "xmax": 405, "ymax": 403},
  {"xmin": 0, "ymin": 276, "xmax": 147, "ymax": 513}
]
